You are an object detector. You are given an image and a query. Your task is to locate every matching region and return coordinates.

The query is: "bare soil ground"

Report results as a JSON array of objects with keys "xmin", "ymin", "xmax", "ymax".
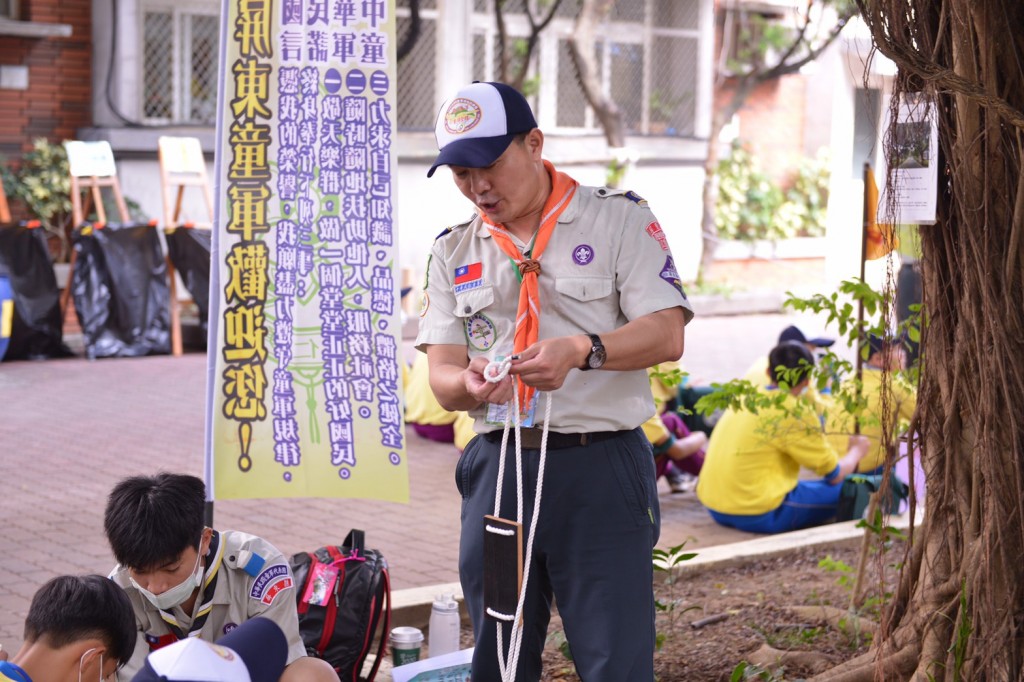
[{"xmin": 539, "ymin": 538, "xmax": 903, "ymax": 681}]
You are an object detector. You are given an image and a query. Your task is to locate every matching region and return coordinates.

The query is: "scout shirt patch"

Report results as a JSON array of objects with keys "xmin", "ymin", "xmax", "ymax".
[
  {"xmin": 645, "ymin": 221, "xmax": 669, "ymax": 251},
  {"xmin": 465, "ymin": 312, "xmax": 498, "ymax": 351},
  {"xmin": 659, "ymin": 256, "xmax": 688, "ymax": 300},
  {"xmin": 624, "ymin": 190, "xmax": 648, "ymax": 207},
  {"xmin": 572, "ymin": 244, "xmax": 595, "ymax": 265},
  {"xmin": 453, "ymin": 262, "xmax": 483, "ymax": 293},
  {"xmin": 419, "ymin": 290, "xmax": 430, "ymax": 317},
  {"xmin": 249, "ymin": 564, "xmax": 293, "ymax": 606},
  {"xmin": 145, "ymin": 632, "xmax": 178, "ymax": 651}
]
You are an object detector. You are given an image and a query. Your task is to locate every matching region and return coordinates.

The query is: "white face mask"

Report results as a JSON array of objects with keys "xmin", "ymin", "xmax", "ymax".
[{"xmin": 130, "ymin": 547, "xmax": 204, "ymax": 611}]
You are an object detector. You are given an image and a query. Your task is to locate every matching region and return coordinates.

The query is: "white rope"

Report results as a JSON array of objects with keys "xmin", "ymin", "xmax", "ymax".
[{"xmin": 482, "ymin": 356, "xmax": 551, "ymax": 682}]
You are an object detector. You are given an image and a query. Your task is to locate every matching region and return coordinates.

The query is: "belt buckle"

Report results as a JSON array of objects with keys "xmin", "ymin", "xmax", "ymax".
[{"xmin": 520, "ymin": 428, "xmax": 542, "ymax": 449}]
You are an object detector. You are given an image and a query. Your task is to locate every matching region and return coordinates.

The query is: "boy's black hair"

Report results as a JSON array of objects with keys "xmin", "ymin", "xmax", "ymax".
[
  {"xmin": 104, "ymin": 473, "xmax": 206, "ymax": 571},
  {"xmin": 24, "ymin": 574, "xmax": 137, "ymax": 666},
  {"xmin": 768, "ymin": 340, "xmax": 816, "ymax": 386}
]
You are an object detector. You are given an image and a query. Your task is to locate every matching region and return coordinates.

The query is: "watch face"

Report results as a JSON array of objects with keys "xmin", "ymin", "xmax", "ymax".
[{"xmin": 588, "ymin": 346, "xmax": 607, "ymax": 369}]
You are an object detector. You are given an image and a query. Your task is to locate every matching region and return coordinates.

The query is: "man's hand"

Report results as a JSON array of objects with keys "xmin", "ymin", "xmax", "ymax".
[
  {"xmin": 464, "ymin": 355, "xmax": 514, "ymax": 405},
  {"xmin": 510, "ymin": 336, "xmax": 589, "ymax": 391}
]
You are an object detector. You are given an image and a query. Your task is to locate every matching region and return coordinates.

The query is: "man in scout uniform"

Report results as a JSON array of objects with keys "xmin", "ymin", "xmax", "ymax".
[
  {"xmin": 0, "ymin": 574, "xmax": 136, "ymax": 682},
  {"xmin": 103, "ymin": 473, "xmax": 335, "ymax": 680},
  {"xmin": 416, "ymin": 81, "xmax": 693, "ymax": 681}
]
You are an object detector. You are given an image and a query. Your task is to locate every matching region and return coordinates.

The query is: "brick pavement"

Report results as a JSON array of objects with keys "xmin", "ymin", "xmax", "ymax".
[{"xmin": 0, "ymin": 310, "xmax": 840, "ymax": 652}]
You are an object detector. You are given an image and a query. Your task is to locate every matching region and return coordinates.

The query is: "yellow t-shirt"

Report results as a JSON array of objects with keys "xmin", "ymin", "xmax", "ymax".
[
  {"xmin": 640, "ymin": 413, "xmax": 671, "ymax": 446},
  {"xmin": 825, "ymin": 368, "xmax": 917, "ymax": 472},
  {"xmin": 453, "ymin": 410, "xmax": 476, "ymax": 451},
  {"xmin": 696, "ymin": 388, "xmax": 840, "ymax": 516},
  {"xmin": 404, "ymin": 353, "xmax": 457, "ymax": 426}
]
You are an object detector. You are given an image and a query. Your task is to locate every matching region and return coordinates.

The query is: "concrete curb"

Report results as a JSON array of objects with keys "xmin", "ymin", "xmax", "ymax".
[{"xmin": 387, "ymin": 510, "xmax": 916, "ymax": 629}]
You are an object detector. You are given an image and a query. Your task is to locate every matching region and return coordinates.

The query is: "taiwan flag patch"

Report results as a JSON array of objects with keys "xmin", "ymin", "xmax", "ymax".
[{"xmin": 453, "ymin": 262, "xmax": 483, "ymax": 293}]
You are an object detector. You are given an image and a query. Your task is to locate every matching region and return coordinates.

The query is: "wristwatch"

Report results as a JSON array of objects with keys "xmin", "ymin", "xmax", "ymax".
[{"xmin": 581, "ymin": 333, "xmax": 607, "ymax": 371}]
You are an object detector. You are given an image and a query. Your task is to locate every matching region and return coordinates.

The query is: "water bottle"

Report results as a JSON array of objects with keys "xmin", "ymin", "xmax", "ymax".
[{"xmin": 428, "ymin": 592, "xmax": 461, "ymax": 657}]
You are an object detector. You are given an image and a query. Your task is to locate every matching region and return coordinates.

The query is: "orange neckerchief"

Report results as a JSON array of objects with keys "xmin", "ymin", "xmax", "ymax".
[{"xmin": 480, "ymin": 160, "xmax": 579, "ymax": 409}]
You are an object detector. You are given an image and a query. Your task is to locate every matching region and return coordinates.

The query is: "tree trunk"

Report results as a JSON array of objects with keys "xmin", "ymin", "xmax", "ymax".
[
  {"xmin": 568, "ymin": 0, "xmax": 628, "ymax": 187},
  {"xmin": 698, "ymin": 83, "xmax": 753, "ymax": 283},
  {"xmin": 813, "ymin": 0, "xmax": 1024, "ymax": 678}
]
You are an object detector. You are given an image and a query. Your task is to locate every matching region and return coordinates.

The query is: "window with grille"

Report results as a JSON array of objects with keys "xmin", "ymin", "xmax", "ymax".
[
  {"xmin": 391, "ymin": 0, "xmax": 708, "ymax": 137},
  {"xmin": 141, "ymin": 3, "xmax": 219, "ymax": 124},
  {"xmin": 0, "ymin": 0, "xmax": 19, "ymax": 19}
]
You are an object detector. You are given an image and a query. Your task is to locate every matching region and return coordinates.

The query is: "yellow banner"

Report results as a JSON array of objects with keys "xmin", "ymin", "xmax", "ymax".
[{"xmin": 206, "ymin": 0, "xmax": 407, "ymax": 502}]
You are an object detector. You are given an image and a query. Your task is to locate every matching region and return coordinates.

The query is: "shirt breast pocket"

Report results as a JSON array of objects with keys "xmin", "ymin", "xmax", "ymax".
[
  {"xmin": 554, "ymin": 276, "xmax": 617, "ymax": 328},
  {"xmin": 454, "ymin": 285, "xmax": 495, "ymax": 318}
]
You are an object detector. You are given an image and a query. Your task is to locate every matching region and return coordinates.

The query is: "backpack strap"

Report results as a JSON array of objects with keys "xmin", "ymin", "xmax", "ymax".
[{"xmin": 364, "ymin": 566, "xmax": 391, "ymax": 682}]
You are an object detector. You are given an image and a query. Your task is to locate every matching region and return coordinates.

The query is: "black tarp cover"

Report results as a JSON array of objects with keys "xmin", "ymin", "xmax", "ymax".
[
  {"xmin": 165, "ymin": 226, "xmax": 211, "ymax": 332},
  {"xmin": 71, "ymin": 222, "xmax": 170, "ymax": 358},
  {"xmin": 0, "ymin": 223, "xmax": 72, "ymax": 360}
]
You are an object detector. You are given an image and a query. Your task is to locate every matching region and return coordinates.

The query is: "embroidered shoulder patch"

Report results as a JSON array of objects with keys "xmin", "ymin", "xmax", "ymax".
[
  {"xmin": 249, "ymin": 564, "xmax": 294, "ymax": 606},
  {"xmin": 659, "ymin": 256, "xmax": 689, "ymax": 300},
  {"xmin": 624, "ymin": 190, "xmax": 648, "ymax": 207}
]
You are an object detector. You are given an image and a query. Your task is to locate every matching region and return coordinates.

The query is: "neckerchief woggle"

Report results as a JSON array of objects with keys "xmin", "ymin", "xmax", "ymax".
[{"xmin": 479, "ymin": 160, "xmax": 579, "ymax": 409}]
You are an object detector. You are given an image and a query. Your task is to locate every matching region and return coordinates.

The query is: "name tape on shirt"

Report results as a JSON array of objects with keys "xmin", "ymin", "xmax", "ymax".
[
  {"xmin": 249, "ymin": 564, "xmax": 294, "ymax": 606},
  {"xmin": 453, "ymin": 262, "xmax": 483, "ymax": 293}
]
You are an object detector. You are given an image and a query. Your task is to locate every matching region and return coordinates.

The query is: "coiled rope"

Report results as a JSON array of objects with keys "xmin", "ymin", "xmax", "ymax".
[{"xmin": 482, "ymin": 355, "xmax": 551, "ymax": 681}]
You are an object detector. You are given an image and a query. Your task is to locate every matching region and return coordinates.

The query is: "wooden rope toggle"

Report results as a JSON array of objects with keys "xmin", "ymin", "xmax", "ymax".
[{"xmin": 518, "ymin": 259, "xmax": 541, "ymax": 276}]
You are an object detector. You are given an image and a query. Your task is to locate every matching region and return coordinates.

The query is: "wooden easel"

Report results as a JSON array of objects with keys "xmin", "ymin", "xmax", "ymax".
[
  {"xmin": 158, "ymin": 136, "xmax": 213, "ymax": 356},
  {"xmin": 59, "ymin": 141, "xmax": 131, "ymax": 321}
]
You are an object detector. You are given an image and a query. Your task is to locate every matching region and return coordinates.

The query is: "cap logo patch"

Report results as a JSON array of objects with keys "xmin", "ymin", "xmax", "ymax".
[{"xmin": 445, "ymin": 98, "xmax": 483, "ymax": 134}]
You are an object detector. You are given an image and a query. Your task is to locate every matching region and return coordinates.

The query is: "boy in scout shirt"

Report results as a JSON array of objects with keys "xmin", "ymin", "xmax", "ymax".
[
  {"xmin": 417, "ymin": 81, "xmax": 693, "ymax": 681},
  {"xmin": 103, "ymin": 473, "xmax": 335, "ymax": 681}
]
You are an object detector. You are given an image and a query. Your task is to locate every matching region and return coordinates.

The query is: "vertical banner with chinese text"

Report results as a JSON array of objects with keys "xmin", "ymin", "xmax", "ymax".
[{"xmin": 205, "ymin": 0, "xmax": 406, "ymax": 502}]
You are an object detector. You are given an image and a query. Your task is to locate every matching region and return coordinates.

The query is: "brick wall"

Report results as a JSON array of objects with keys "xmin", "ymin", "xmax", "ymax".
[
  {"xmin": 716, "ymin": 74, "xmax": 807, "ymax": 186},
  {"xmin": 0, "ymin": 0, "xmax": 92, "ymax": 161}
]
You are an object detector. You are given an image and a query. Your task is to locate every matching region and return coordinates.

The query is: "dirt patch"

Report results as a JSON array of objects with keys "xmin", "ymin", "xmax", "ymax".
[{"xmin": 539, "ymin": 539, "xmax": 903, "ymax": 681}]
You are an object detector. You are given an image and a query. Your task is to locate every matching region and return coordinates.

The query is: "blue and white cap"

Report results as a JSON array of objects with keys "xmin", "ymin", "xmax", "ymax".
[
  {"xmin": 131, "ymin": 618, "xmax": 287, "ymax": 682},
  {"xmin": 427, "ymin": 82, "xmax": 538, "ymax": 177}
]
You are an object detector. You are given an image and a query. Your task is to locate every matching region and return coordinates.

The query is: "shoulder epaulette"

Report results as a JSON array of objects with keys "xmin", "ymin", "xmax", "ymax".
[
  {"xmin": 434, "ymin": 216, "xmax": 474, "ymax": 241},
  {"xmin": 593, "ymin": 187, "xmax": 647, "ymax": 206}
]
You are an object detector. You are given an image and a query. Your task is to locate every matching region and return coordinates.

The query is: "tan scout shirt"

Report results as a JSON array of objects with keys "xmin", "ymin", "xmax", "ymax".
[
  {"xmin": 416, "ymin": 185, "xmax": 694, "ymax": 433},
  {"xmin": 112, "ymin": 530, "xmax": 306, "ymax": 677}
]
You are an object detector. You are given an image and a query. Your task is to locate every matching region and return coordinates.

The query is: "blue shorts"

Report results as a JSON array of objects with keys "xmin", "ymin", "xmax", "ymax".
[{"xmin": 709, "ymin": 474, "xmax": 842, "ymax": 534}]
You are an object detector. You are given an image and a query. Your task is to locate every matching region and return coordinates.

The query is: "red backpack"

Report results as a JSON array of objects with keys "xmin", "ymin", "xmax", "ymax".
[{"xmin": 290, "ymin": 530, "xmax": 391, "ymax": 681}]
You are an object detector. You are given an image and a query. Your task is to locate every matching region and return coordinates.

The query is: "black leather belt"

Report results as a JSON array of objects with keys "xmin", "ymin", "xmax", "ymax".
[{"xmin": 482, "ymin": 428, "xmax": 625, "ymax": 450}]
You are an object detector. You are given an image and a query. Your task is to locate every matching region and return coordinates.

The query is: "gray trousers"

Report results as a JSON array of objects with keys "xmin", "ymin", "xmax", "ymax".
[{"xmin": 456, "ymin": 428, "xmax": 660, "ymax": 681}]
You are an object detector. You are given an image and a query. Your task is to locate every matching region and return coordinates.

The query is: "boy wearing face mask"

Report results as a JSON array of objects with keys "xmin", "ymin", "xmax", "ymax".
[
  {"xmin": 103, "ymin": 474, "xmax": 336, "ymax": 681},
  {"xmin": 0, "ymin": 574, "xmax": 135, "ymax": 682}
]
